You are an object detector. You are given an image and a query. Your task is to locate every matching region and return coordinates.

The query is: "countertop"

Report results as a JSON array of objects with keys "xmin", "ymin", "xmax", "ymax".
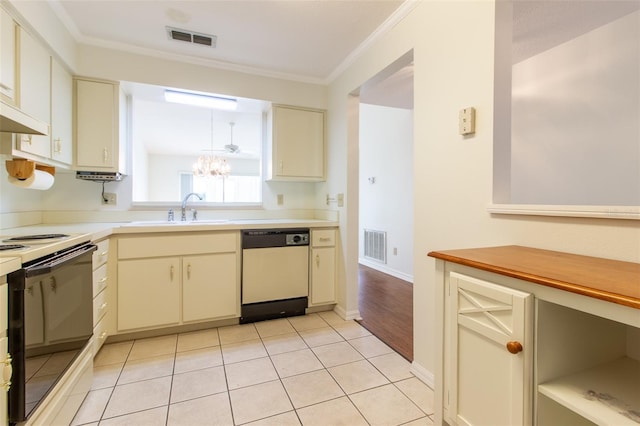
[
  {"xmin": 0, "ymin": 218, "xmax": 339, "ymax": 263},
  {"xmin": 428, "ymin": 245, "xmax": 640, "ymax": 310},
  {"xmin": 0, "ymin": 257, "xmax": 21, "ymax": 276}
]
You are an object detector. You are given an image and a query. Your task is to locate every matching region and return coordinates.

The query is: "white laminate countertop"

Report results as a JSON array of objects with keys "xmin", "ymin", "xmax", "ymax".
[
  {"xmin": 0, "ymin": 257, "xmax": 21, "ymax": 276},
  {"xmin": 2, "ymin": 219, "xmax": 338, "ymax": 248}
]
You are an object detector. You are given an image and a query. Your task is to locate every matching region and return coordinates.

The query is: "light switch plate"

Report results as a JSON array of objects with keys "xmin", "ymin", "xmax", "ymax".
[{"xmin": 459, "ymin": 107, "xmax": 476, "ymax": 135}]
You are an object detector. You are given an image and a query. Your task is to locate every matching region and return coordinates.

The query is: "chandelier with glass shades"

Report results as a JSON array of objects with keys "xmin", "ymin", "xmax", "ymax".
[{"xmin": 192, "ymin": 112, "xmax": 231, "ymax": 177}]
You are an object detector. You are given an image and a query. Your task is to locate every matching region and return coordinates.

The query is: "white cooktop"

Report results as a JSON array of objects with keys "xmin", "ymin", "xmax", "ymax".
[{"xmin": 0, "ymin": 232, "xmax": 91, "ymax": 263}]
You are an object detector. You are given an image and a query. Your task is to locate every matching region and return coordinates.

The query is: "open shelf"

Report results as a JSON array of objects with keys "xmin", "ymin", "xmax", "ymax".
[{"xmin": 538, "ymin": 357, "xmax": 640, "ymax": 425}]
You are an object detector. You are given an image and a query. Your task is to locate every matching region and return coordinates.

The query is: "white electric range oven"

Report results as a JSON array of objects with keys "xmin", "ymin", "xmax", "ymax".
[{"xmin": 0, "ymin": 232, "xmax": 96, "ymax": 424}]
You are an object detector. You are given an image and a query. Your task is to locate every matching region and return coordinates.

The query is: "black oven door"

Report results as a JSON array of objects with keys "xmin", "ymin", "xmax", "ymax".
[{"xmin": 7, "ymin": 242, "xmax": 96, "ymax": 423}]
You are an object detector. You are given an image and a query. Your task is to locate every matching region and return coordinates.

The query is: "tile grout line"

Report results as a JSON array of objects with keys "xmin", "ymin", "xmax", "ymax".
[{"xmin": 78, "ymin": 314, "xmax": 429, "ymax": 425}]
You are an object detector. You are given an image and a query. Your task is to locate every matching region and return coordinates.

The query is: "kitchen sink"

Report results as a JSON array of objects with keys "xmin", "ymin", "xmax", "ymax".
[{"xmin": 123, "ymin": 219, "xmax": 229, "ymax": 227}]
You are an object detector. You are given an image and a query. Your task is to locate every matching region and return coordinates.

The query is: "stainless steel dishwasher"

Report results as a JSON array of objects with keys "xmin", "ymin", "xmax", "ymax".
[{"xmin": 240, "ymin": 229, "xmax": 310, "ymax": 323}]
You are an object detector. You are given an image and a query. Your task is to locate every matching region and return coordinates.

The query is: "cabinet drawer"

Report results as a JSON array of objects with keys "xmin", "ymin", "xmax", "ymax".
[
  {"xmin": 118, "ymin": 232, "xmax": 237, "ymax": 259},
  {"xmin": 93, "ymin": 316, "xmax": 108, "ymax": 356},
  {"xmin": 312, "ymin": 230, "xmax": 335, "ymax": 247},
  {"xmin": 93, "ymin": 239, "xmax": 109, "ymax": 268},
  {"xmin": 93, "ymin": 263, "xmax": 108, "ymax": 297},
  {"xmin": 93, "ymin": 288, "xmax": 108, "ymax": 325}
]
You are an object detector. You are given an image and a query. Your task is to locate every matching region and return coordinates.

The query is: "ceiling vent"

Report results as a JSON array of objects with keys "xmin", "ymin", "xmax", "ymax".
[{"xmin": 166, "ymin": 27, "xmax": 217, "ymax": 48}]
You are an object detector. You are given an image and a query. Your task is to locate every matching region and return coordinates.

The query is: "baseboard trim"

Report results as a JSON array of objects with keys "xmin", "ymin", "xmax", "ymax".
[
  {"xmin": 358, "ymin": 258, "xmax": 413, "ymax": 283},
  {"xmin": 334, "ymin": 304, "xmax": 361, "ymax": 321},
  {"xmin": 410, "ymin": 361, "xmax": 435, "ymax": 390}
]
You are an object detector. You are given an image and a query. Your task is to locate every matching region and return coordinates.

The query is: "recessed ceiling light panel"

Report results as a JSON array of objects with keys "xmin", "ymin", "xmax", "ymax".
[{"xmin": 166, "ymin": 26, "xmax": 217, "ymax": 48}]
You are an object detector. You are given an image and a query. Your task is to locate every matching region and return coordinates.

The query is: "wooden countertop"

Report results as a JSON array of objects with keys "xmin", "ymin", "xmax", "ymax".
[{"xmin": 428, "ymin": 246, "xmax": 640, "ymax": 310}]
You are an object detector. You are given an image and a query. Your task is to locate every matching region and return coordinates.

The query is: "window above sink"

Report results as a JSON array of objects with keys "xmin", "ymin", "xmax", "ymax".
[{"xmin": 126, "ymin": 81, "xmax": 269, "ymax": 205}]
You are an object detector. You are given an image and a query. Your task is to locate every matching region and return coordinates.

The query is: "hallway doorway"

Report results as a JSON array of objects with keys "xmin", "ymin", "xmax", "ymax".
[{"xmin": 356, "ymin": 50, "xmax": 414, "ymax": 362}]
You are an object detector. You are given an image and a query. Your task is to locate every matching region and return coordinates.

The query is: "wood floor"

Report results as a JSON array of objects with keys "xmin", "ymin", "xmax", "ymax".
[{"xmin": 357, "ymin": 264, "xmax": 413, "ymax": 361}]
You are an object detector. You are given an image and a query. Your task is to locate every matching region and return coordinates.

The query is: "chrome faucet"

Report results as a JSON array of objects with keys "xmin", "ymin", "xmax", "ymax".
[{"xmin": 181, "ymin": 192, "xmax": 203, "ymax": 221}]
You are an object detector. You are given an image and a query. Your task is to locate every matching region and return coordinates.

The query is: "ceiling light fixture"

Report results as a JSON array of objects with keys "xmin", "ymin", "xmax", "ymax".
[
  {"xmin": 164, "ymin": 89, "xmax": 237, "ymax": 111},
  {"xmin": 225, "ymin": 122, "xmax": 240, "ymax": 153},
  {"xmin": 193, "ymin": 112, "xmax": 231, "ymax": 178}
]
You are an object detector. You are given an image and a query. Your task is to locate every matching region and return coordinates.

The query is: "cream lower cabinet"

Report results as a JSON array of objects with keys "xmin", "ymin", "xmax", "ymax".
[
  {"xmin": 117, "ymin": 232, "xmax": 240, "ymax": 332},
  {"xmin": 0, "ymin": 274, "xmax": 9, "ymax": 426},
  {"xmin": 92, "ymin": 238, "xmax": 110, "ymax": 355},
  {"xmin": 309, "ymin": 229, "xmax": 336, "ymax": 306},
  {"xmin": 118, "ymin": 257, "xmax": 180, "ymax": 330},
  {"xmin": 433, "ymin": 247, "xmax": 640, "ymax": 426},
  {"xmin": 182, "ymin": 253, "xmax": 238, "ymax": 322},
  {"xmin": 445, "ymin": 272, "xmax": 533, "ymax": 426}
]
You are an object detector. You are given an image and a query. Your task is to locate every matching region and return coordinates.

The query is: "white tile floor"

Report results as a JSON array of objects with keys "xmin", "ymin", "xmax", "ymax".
[{"xmin": 72, "ymin": 312, "xmax": 435, "ymax": 425}]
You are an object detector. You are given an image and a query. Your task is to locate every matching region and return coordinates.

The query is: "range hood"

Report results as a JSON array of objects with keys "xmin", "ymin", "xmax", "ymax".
[
  {"xmin": 0, "ymin": 101, "xmax": 49, "ymax": 135},
  {"xmin": 76, "ymin": 171, "xmax": 124, "ymax": 182}
]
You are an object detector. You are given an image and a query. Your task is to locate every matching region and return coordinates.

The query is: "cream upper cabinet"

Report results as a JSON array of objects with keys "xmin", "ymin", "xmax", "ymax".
[
  {"xmin": 0, "ymin": 7, "xmax": 16, "ymax": 104},
  {"xmin": 445, "ymin": 272, "xmax": 533, "ymax": 426},
  {"xmin": 0, "ymin": 23, "xmax": 72, "ymax": 167},
  {"xmin": 309, "ymin": 229, "xmax": 336, "ymax": 306},
  {"xmin": 16, "ymin": 27, "xmax": 51, "ymax": 158},
  {"xmin": 50, "ymin": 59, "xmax": 73, "ymax": 165},
  {"xmin": 267, "ymin": 105, "xmax": 325, "ymax": 181},
  {"xmin": 75, "ymin": 78, "xmax": 126, "ymax": 173}
]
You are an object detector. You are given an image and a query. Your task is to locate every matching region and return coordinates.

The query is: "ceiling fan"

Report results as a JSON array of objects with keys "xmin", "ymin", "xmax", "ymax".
[{"xmin": 224, "ymin": 122, "xmax": 240, "ymax": 154}]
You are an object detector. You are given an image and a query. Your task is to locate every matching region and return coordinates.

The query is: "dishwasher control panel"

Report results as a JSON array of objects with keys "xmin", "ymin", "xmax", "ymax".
[
  {"xmin": 285, "ymin": 233, "xmax": 309, "ymax": 246},
  {"xmin": 242, "ymin": 228, "xmax": 310, "ymax": 249}
]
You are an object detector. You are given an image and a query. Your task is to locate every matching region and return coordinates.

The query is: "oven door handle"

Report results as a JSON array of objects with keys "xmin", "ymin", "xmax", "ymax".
[{"xmin": 25, "ymin": 243, "xmax": 97, "ymax": 278}]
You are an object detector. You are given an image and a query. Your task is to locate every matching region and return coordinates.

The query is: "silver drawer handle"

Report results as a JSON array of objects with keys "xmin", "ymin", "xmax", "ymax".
[{"xmin": 319, "ymin": 237, "xmax": 331, "ymax": 242}]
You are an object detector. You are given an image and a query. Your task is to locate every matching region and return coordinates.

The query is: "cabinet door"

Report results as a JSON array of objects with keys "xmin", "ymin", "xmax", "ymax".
[
  {"xmin": 50, "ymin": 59, "xmax": 72, "ymax": 165},
  {"xmin": 310, "ymin": 246, "xmax": 335, "ymax": 305},
  {"xmin": 118, "ymin": 258, "xmax": 180, "ymax": 331},
  {"xmin": 0, "ymin": 8, "xmax": 16, "ymax": 103},
  {"xmin": 183, "ymin": 253, "xmax": 238, "ymax": 322},
  {"xmin": 447, "ymin": 272, "xmax": 532, "ymax": 426},
  {"xmin": 17, "ymin": 28, "xmax": 50, "ymax": 157},
  {"xmin": 0, "ymin": 337, "xmax": 7, "ymax": 426},
  {"xmin": 75, "ymin": 79, "xmax": 117, "ymax": 170},
  {"xmin": 272, "ymin": 106, "xmax": 325, "ymax": 180}
]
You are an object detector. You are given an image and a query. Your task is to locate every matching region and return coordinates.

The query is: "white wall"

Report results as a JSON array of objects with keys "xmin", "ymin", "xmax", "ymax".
[
  {"xmin": 359, "ymin": 103, "xmax": 413, "ymax": 281},
  {"xmin": 326, "ymin": 0, "xmax": 640, "ymax": 384},
  {"xmin": 4, "ymin": 0, "xmax": 640, "ymax": 387},
  {"xmin": 0, "ymin": 1, "xmax": 329, "ymax": 220},
  {"xmin": 510, "ymin": 10, "xmax": 640, "ymax": 205},
  {"xmin": 0, "ymin": 153, "xmax": 43, "ymax": 214}
]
